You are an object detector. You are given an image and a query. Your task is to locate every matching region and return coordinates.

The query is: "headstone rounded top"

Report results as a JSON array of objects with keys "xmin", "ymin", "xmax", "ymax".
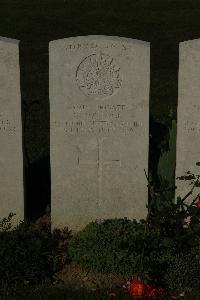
[
  {"xmin": 0, "ymin": 36, "xmax": 19, "ymax": 45},
  {"xmin": 49, "ymin": 35, "xmax": 150, "ymax": 47},
  {"xmin": 76, "ymin": 53, "xmax": 122, "ymax": 99}
]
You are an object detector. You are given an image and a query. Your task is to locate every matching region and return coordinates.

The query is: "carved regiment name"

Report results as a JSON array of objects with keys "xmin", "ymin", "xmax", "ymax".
[{"xmin": 52, "ymin": 104, "xmax": 142, "ymax": 135}]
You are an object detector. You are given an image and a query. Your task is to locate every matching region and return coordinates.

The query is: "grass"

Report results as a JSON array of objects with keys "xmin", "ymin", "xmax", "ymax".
[
  {"xmin": 0, "ymin": 285, "xmax": 173, "ymax": 300},
  {"xmin": 2, "ymin": 285, "xmax": 200, "ymax": 300}
]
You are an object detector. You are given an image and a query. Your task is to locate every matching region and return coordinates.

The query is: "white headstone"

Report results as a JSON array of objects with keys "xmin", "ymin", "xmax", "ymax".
[
  {"xmin": 49, "ymin": 36, "xmax": 150, "ymax": 231},
  {"xmin": 176, "ymin": 39, "xmax": 200, "ymax": 201},
  {"xmin": 0, "ymin": 37, "xmax": 24, "ymax": 224}
]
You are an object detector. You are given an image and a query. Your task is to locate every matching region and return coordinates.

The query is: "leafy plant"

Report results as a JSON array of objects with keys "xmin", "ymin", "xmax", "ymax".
[
  {"xmin": 0, "ymin": 214, "xmax": 72, "ymax": 288},
  {"xmin": 163, "ymin": 252, "xmax": 200, "ymax": 294},
  {"xmin": 144, "ymin": 168, "xmax": 200, "ymax": 290},
  {"xmin": 157, "ymin": 119, "xmax": 177, "ymax": 190},
  {"xmin": 68, "ymin": 218, "xmax": 153, "ymax": 276},
  {"xmin": 0, "ymin": 213, "xmax": 16, "ymax": 232},
  {"xmin": 68, "ymin": 170, "xmax": 200, "ymax": 291}
]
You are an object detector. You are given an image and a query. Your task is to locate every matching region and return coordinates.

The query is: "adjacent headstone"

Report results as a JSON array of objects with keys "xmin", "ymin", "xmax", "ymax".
[
  {"xmin": 0, "ymin": 37, "xmax": 24, "ymax": 224},
  {"xmin": 49, "ymin": 36, "xmax": 150, "ymax": 231},
  {"xmin": 176, "ymin": 39, "xmax": 200, "ymax": 201}
]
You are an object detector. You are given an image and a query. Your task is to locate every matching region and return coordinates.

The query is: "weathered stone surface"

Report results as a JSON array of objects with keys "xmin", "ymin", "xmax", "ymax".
[
  {"xmin": 49, "ymin": 36, "xmax": 150, "ymax": 231},
  {"xmin": 0, "ymin": 37, "xmax": 24, "ymax": 224},
  {"xmin": 176, "ymin": 39, "xmax": 200, "ymax": 201}
]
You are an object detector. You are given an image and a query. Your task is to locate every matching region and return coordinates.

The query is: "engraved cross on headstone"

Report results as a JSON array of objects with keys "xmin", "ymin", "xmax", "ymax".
[{"xmin": 77, "ymin": 137, "xmax": 121, "ymax": 206}]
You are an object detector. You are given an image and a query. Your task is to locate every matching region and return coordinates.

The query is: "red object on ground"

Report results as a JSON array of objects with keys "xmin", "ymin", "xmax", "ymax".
[
  {"xmin": 195, "ymin": 199, "xmax": 200, "ymax": 208},
  {"xmin": 126, "ymin": 277, "xmax": 165, "ymax": 298},
  {"xmin": 127, "ymin": 277, "xmax": 146, "ymax": 297}
]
